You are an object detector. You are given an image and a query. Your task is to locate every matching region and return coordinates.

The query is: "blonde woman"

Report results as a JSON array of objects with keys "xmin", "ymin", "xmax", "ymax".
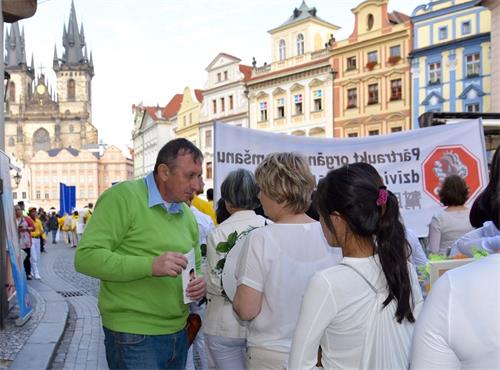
[
  {"xmin": 233, "ymin": 153, "xmax": 342, "ymax": 370},
  {"xmin": 205, "ymin": 169, "xmax": 267, "ymax": 370}
]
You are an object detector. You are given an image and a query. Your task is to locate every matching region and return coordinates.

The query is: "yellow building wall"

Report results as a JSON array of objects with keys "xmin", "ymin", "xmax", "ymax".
[
  {"xmin": 433, "ymin": 19, "xmax": 453, "ymax": 43},
  {"xmin": 480, "ymin": 9, "xmax": 491, "ymax": 34},
  {"xmin": 417, "ymin": 26, "xmax": 431, "ymax": 49},
  {"xmin": 455, "ymin": 14, "xmax": 476, "ymax": 37}
]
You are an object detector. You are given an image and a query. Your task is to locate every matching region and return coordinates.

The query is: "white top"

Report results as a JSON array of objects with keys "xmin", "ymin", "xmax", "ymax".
[
  {"xmin": 289, "ymin": 255, "xmax": 423, "ymax": 370},
  {"xmin": 428, "ymin": 209, "xmax": 473, "ymax": 255},
  {"xmin": 236, "ymin": 222, "xmax": 342, "ymax": 352},
  {"xmin": 406, "ymin": 228, "xmax": 428, "ymax": 268},
  {"xmin": 452, "ymin": 221, "xmax": 500, "ymax": 256},
  {"xmin": 204, "ymin": 210, "xmax": 268, "ymax": 338},
  {"xmin": 190, "ymin": 205, "xmax": 214, "ymax": 246},
  {"xmin": 410, "ymin": 254, "xmax": 500, "ymax": 369}
]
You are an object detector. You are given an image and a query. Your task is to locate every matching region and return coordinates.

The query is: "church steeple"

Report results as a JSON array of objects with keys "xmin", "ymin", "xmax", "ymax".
[
  {"xmin": 57, "ymin": 0, "xmax": 92, "ymax": 71},
  {"xmin": 5, "ymin": 22, "xmax": 26, "ymax": 68}
]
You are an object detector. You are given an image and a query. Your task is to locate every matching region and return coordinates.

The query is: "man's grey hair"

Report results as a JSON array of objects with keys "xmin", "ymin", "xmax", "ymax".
[{"xmin": 221, "ymin": 169, "xmax": 260, "ymax": 210}]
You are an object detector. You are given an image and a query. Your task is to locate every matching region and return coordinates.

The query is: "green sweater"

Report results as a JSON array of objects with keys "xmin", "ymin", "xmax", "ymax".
[{"xmin": 74, "ymin": 178, "xmax": 200, "ymax": 335}]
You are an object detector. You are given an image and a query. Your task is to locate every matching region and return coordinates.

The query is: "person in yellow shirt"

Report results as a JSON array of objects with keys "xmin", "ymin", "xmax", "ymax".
[
  {"xmin": 83, "ymin": 202, "xmax": 93, "ymax": 225},
  {"xmin": 29, "ymin": 207, "xmax": 45, "ymax": 279},
  {"xmin": 70, "ymin": 211, "xmax": 80, "ymax": 248},
  {"xmin": 192, "ymin": 179, "xmax": 216, "ymax": 224}
]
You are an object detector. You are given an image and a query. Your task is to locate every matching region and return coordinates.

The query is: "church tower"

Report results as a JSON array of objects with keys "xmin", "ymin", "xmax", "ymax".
[
  {"xmin": 53, "ymin": 0, "xmax": 94, "ymax": 121},
  {"xmin": 5, "ymin": 22, "xmax": 35, "ymax": 117}
]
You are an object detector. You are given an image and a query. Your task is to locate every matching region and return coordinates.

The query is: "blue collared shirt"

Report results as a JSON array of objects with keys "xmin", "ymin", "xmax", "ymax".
[{"xmin": 145, "ymin": 172, "xmax": 183, "ymax": 214}]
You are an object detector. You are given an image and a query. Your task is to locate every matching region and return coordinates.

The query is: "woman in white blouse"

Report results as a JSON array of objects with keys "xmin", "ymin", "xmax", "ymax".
[
  {"xmin": 204, "ymin": 169, "xmax": 267, "ymax": 370},
  {"xmin": 233, "ymin": 153, "xmax": 342, "ymax": 370},
  {"xmin": 428, "ymin": 175, "xmax": 473, "ymax": 255},
  {"xmin": 289, "ymin": 164, "xmax": 423, "ymax": 370}
]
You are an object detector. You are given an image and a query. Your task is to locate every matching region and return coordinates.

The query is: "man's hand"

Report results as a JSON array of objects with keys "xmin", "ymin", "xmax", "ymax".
[
  {"xmin": 152, "ymin": 252, "xmax": 187, "ymax": 277},
  {"xmin": 186, "ymin": 277, "xmax": 206, "ymax": 301}
]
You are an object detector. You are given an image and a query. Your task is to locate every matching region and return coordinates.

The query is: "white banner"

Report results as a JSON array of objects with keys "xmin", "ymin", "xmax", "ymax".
[{"xmin": 214, "ymin": 120, "xmax": 488, "ymax": 236}]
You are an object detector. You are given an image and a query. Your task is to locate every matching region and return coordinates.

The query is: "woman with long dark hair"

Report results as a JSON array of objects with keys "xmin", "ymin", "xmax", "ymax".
[{"xmin": 289, "ymin": 164, "xmax": 423, "ymax": 370}]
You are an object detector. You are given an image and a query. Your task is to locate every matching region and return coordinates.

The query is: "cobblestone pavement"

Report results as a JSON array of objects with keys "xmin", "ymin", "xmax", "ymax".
[
  {"xmin": 0, "ymin": 287, "xmax": 44, "ymax": 369},
  {"xmin": 37, "ymin": 242, "xmax": 107, "ymax": 370}
]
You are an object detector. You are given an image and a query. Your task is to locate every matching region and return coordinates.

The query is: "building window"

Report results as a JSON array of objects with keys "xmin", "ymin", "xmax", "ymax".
[
  {"xmin": 391, "ymin": 126, "xmax": 403, "ymax": 133},
  {"xmin": 67, "ymin": 79, "xmax": 75, "ymax": 100},
  {"xmin": 297, "ymin": 33, "xmax": 304, "ymax": 55},
  {"xmin": 346, "ymin": 56, "xmax": 357, "ymax": 71},
  {"xmin": 79, "ymin": 189, "xmax": 85, "ymax": 199},
  {"xmin": 36, "ymin": 190, "xmax": 41, "ymax": 200},
  {"xmin": 347, "ymin": 132, "xmax": 358, "ymax": 138},
  {"xmin": 259, "ymin": 101, "xmax": 268, "ymax": 121},
  {"xmin": 9, "ymin": 81, "xmax": 15, "ymax": 102},
  {"xmin": 462, "ymin": 21, "xmax": 471, "ymax": 35},
  {"xmin": 347, "ymin": 88, "xmax": 357, "ymax": 108},
  {"xmin": 52, "ymin": 191, "xmax": 57, "ymax": 199},
  {"xmin": 466, "ymin": 53, "xmax": 480, "ymax": 77},
  {"xmin": 368, "ymin": 129, "xmax": 380, "ymax": 136},
  {"xmin": 183, "ymin": 116, "xmax": 186, "ymax": 126},
  {"xmin": 205, "ymin": 129, "xmax": 212, "ymax": 147},
  {"xmin": 206, "ymin": 162, "xmax": 213, "ymax": 180},
  {"xmin": 429, "ymin": 62, "xmax": 441, "ymax": 84},
  {"xmin": 189, "ymin": 113, "xmax": 192, "ymax": 124},
  {"xmin": 217, "ymin": 73, "xmax": 221, "ymax": 82},
  {"xmin": 8, "ymin": 137, "xmax": 15, "ymax": 146},
  {"xmin": 367, "ymin": 51, "xmax": 378, "ymax": 63},
  {"xmin": 229, "ymin": 95, "xmax": 234, "ymax": 110},
  {"xmin": 367, "ymin": 14, "xmax": 374, "ymax": 30},
  {"xmin": 438, "ymin": 26, "xmax": 448, "ymax": 40},
  {"xmin": 212, "ymin": 99, "xmax": 217, "ymax": 114},
  {"xmin": 221, "ymin": 97, "xmax": 225, "ymax": 112},
  {"xmin": 276, "ymin": 97, "xmax": 285, "ymax": 118},
  {"xmin": 466, "ymin": 103, "xmax": 480, "ymax": 112},
  {"xmin": 224, "ymin": 71, "xmax": 228, "ymax": 80},
  {"xmin": 279, "ymin": 39, "xmax": 286, "ymax": 60},
  {"xmin": 45, "ymin": 192, "xmax": 49, "ymax": 200},
  {"xmin": 390, "ymin": 45, "xmax": 401, "ymax": 58},
  {"xmin": 368, "ymin": 84, "xmax": 379, "ymax": 104},
  {"xmin": 390, "ymin": 79, "xmax": 402, "ymax": 100},
  {"xmin": 13, "ymin": 192, "xmax": 17, "ymax": 200},
  {"xmin": 294, "ymin": 94, "xmax": 303, "ymax": 115},
  {"xmin": 22, "ymin": 191, "xmax": 27, "ymax": 199},
  {"xmin": 313, "ymin": 89, "xmax": 322, "ymax": 111}
]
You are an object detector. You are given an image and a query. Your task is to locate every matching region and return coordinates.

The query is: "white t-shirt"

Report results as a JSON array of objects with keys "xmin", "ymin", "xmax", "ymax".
[
  {"xmin": 428, "ymin": 209, "xmax": 473, "ymax": 255},
  {"xmin": 410, "ymin": 254, "xmax": 500, "ymax": 369},
  {"xmin": 236, "ymin": 222, "xmax": 342, "ymax": 352},
  {"xmin": 289, "ymin": 255, "xmax": 423, "ymax": 370},
  {"xmin": 190, "ymin": 205, "xmax": 214, "ymax": 246},
  {"xmin": 452, "ymin": 221, "xmax": 500, "ymax": 256}
]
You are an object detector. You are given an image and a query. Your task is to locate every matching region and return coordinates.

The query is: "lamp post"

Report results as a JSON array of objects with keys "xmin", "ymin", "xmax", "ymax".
[
  {"xmin": 13, "ymin": 170, "xmax": 21, "ymax": 188},
  {"xmin": 244, "ymin": 88, "xmax": 250, "ymax": 128},
  {"xmin": 330, "ymin": 68, "xmax": 337, "ymax": 137}
]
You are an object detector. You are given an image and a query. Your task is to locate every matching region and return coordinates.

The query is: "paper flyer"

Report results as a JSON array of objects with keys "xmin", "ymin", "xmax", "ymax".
[{"xmin": 182, "ymin": 249, "xmax": 196, "ymax": 304}]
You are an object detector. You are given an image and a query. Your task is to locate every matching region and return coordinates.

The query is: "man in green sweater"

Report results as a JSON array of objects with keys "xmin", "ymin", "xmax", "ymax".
[{"xmin": 75, "ymin": 138, "xmax": 206, "ymax": 370}]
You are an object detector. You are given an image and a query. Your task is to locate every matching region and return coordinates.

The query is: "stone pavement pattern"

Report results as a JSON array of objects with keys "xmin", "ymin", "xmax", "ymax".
[{"xmin": 39, "ymin": 242, "xmax": 107, "ymax": 370}]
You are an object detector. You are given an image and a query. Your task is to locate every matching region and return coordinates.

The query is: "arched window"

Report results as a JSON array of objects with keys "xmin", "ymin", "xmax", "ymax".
[
  {"xmin": 297, "ymin": 33, "xmax": 305, "ymax": 55},
  {"xmin": 8, "ymin": 81, "xmax": 15, "ymax": 102},
  {"xmin": 279, "ymin": 39, "xmax": 286, "ymax": 60},
  {"xmin": 367, "ymin": 14, "xmax": 374, "ymax": 30},
  {"xmin": 33, "ymin": 128, "xmax": 51, "ymax": 153},
  {"xmin": 67, "ymin": 79, "xmax": 76, "ymax": 100}
]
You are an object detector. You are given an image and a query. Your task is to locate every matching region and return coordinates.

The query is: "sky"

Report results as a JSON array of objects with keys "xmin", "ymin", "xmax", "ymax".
[{"xmin": 16, "ymin": 0, "xmax": 420, "ymax": 149}]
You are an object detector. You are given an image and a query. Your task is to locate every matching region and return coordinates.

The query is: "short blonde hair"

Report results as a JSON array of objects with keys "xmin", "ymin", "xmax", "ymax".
[{"xmin": 255, "ymin": 152, "xmax": 315, "ymax": 214}]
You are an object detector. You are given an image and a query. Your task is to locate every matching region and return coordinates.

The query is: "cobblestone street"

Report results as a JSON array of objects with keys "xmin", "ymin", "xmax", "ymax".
[{"xmin": 38, "ymin": 242, "xmax": 107, "ymax": 370}]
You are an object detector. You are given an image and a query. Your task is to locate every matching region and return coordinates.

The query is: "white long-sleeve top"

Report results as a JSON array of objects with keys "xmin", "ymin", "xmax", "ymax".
[
  {"xmin": 236, "ymin": 222, "xmax": 342, "ymax": 353},
  {"xmin": 204, "ymin": 210, "xmax": 267, "ymax": 338},
  {"xmin": 452, "ymin": 221, "xmax": 500, "ymax": 256},
  {"xmin": 410, "ymin": 254, "xmax": 500, "ymax": 369},
  {"xmin": 289, "ymin": 255, "xmax": 423, "ymax": 370}
]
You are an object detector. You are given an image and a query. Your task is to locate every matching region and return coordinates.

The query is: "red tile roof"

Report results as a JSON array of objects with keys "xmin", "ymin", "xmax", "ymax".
[
  {"xmin": 239, "ymin": 64, "xmax": 253, "ymax": 81},
  {"xmin": 389, "ymin": 11, "xmax": 410, "ymax": 24},
  {"xmin": 194, "ymin": 89, "xmax": 204, "ymax": 103},
  {"xmin": 144, "ymin": 106, "xmax": 162, "ymax": 121},
  {"xmin": 163, "ymin": 94, "xmax": 183, "ymax": 120}
]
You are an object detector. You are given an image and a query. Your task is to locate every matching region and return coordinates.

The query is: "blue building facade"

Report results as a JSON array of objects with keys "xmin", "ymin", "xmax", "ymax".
[{"xmin": 410, "ymin": 0, "xmax": 491, "ymax": 127}]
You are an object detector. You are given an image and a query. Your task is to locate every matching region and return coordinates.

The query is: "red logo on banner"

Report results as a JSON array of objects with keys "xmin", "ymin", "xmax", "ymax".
[{"xmin": 422, "ymin": 145, "xmax": 482, "ymax": 204}]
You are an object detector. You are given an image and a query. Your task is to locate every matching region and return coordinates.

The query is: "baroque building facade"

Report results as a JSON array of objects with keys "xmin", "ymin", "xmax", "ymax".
[
  {"xmin": 330, "ymin": 0, "xmax": 412, "ymax": 138},
  {"xmin": 132, "ymin": 94, "xmax": 183, "ymax": 179},
  {"xmin": 199, "ymin": 53, "xmax": 252, "ymax": 189},
  {"xmin": 410, "ymin": 0, "xmax": 491, "ymax": 126},
  {"xmin": 4, "ymin": 2, "xmax": 97, "ymax": 161},
  {"xmin": 246, "ymin": 1, "xmax": 339, "ymax": 138}
]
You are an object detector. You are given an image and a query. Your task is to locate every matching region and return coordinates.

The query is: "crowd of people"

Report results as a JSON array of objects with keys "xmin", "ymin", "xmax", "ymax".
[
  {"xmin": 71, "ymin": 138, "xmax": 499, "ymax": 370},
  {"xmin": 15, "ymin": 201, "xmax": 93, "ymax": 280}
]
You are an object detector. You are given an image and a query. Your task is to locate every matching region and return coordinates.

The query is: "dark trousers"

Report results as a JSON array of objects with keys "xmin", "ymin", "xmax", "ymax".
[
  {"xmin": 40, "ymin": 236, "xmax": 45, "ymax": 252},
  {"xmin": 22, "ymin": 248, "xmax": 31, "ymax": 276}
]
